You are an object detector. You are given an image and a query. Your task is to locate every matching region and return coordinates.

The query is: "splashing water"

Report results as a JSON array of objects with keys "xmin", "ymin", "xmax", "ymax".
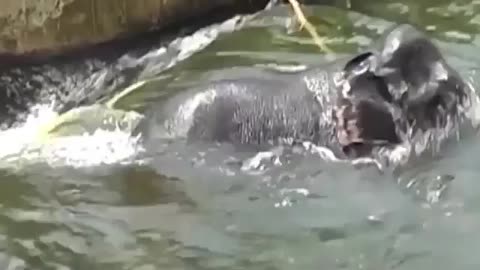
[
  {"xmin": 0, "ymin": 103, "xmax": 144, "ymax": 170},
  {"xmin": 0, "ymin": 9, "xmax": 271, "ymax": 171}
]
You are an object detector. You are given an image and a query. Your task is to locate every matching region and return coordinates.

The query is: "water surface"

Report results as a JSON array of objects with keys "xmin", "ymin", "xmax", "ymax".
[{"xmin": 1, "ymin": 2, "xmax": 480, "ymax": 269}]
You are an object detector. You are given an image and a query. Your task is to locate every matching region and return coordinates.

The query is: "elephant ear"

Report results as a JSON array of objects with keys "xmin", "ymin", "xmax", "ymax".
[{"xmin": 335, "ymin": 98, "xmax": 401, "ymax": 158}]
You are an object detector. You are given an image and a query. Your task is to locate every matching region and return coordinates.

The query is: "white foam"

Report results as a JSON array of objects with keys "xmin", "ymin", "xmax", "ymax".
[
  {"xmin": 0, "ymin": 104, "xmax": 143, "ymax": 170},
  {"xmin": 0, "ymin": 104, "xmax": 58, "ymax": 159}
]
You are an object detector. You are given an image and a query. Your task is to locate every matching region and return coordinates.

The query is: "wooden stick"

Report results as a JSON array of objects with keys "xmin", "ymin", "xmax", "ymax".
[{"xmin": 286, "ymin": 0, "xmax": 332, "ymax": 53}]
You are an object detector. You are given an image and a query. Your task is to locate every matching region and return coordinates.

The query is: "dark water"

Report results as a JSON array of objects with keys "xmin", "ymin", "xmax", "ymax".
[{"xmin": 2, "ymin": 2, "xmax": 480, "ymax": 269}]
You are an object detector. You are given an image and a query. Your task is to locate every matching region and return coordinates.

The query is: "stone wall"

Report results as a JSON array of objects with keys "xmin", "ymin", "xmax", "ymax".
[{"xmin": 0, "ymin": 0, "xmax": 268, "ymax": 57}]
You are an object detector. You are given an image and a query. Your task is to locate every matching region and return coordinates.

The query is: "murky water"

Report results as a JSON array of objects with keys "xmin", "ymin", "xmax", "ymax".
[{"xmin": 2, "ymin": 2, "xmax": 480, "ymax": 269}]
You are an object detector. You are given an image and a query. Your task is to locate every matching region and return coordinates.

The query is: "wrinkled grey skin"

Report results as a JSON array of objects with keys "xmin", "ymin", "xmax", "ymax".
[
  {"xmin": 134, "ymin": 24, "xmax": 480, "ymax": 165},
  {"xmin": 134, "ymin": 61, "xmax": 349, "ymax": 156}
]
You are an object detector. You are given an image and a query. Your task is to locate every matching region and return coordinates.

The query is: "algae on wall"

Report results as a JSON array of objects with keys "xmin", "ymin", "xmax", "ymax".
[{"xmin": 0, "ymin": 0, "xmax": 268, "ymax": 56}]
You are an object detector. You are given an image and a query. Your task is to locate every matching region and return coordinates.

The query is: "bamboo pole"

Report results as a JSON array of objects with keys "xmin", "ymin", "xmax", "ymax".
[{"xmin": 286, "ymin": 0, "xmax": 332, "ymax": 53}]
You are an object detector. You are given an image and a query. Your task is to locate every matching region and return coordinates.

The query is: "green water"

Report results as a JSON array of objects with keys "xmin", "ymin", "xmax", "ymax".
[{"xmin": 2, "ymin": 2, "xmax": 480, "ymax": 269}]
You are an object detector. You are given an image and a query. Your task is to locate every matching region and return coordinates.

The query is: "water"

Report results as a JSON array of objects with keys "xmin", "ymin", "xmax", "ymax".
[{"xmin": 1, "ymin": 2, "xmax": 480, "ymax": 269}]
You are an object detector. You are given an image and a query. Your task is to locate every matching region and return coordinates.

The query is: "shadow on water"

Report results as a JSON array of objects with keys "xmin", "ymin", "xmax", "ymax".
[{"xmin": 2, "ymin": 1, "xmax": 480, "ymax": 269}]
